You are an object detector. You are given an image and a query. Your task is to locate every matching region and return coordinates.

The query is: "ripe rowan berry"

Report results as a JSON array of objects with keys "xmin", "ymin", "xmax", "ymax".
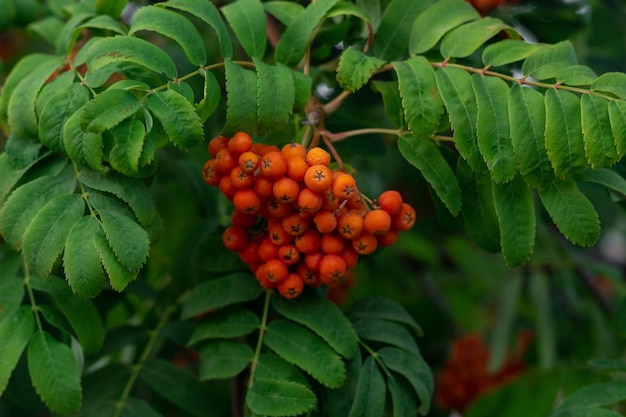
[
  {"xmin": 377, "ymin": 229, "xmax": 399, "ymax": 247},
  {"xmin": 268, "ymin": 218, "xmax": 293, "ymax": 246},
  {"xmin": 378, "ymin": 190, "xmax": 403, "ymax": 216},
  {"xmin": 297, "ymin": 188, "xmax": 324, "ymax": 213},
  {"xmin": 392, "ymin": 203, "xmax": 416, "ymax": 231},
  {"xmin": 337, "ymin": 210, "xmax": 364, "ymax": 240},
  {"xmin": 304, "ymin": 164, "xmax": 333, "ymax": 193},
  {"xmin": 340, "ymin": 246, "xmax": 359, "ymax": 269},
  {"xmin": 266, "ymin": 199, "xmax": 293, "ymax": 218},
  {"xmin": 332, "ymin": 173, "xmax": 357, "ymax": 200},
  {"xmin": 278, "ymin": 273, "xmax": 304, "ymax": 299},
  {"xmin": 208, "ymin": 135, "xmax": 229, "ymax": 158},
  {"xmin": 364, "ymin": 209, "xmax": 392, "ymax": 235},
  {"xmin": 313, "ymin": 210, "xmax": 337, "ymax": 234},
  {"xmin": 230, "ymin": 166, "xmax": 255, "ymax": 189},
  {"xmin": 281, "ymin": 142, "xmax": 307, "ymax": 159},
  {"xmin": 257, "ymin": 144, "xmax": 281, "ymax": 156},
  {"xmin": 294, "ymin": 228, "xmax": 321, "ymax": 253},
  {"xmin": 260, "ymin": 151, "xmax": 288, "ymax": 180},
  {"xmin": 278, "ymin": 244, "xmax": 300, "ymax": 266},
  {"xmin": 222, "ymin": 226, "xmax": 249, "ymax": 252},
  {"xmin": 254, "ymin": 176, "xmax": 275, "ymax": 199},
  {"xmin": 304, "ymin": 251, "xmax": 324, "ymax": 271},
  {"xmin": 296, "ymin": 262, "xmax": 320, "ymax": 287},
  {"xmin": 346, "ymin": 191, "xmax": 365, "ymax": 211},
  {"xmin": 321, "ymin": 233, "xmax": 345, "ymax": 255},
  {"xmin": 282, "ymin": 213, "xmax": 310, "ymax": 236},
  {"xmin": 319, "ymin": 254, "xmax": 346, "ymax": 285},
  {"xmin": 215, "ymin": 148, "xmax": 238, "ymax": 174},
  {"xmin": 233, "ymin": 189, "xmax": 261, "ymax": 214},
  {"xmin": 228, "ymin": 131, "xmax": 253, "ymax": 155},
  {"xmin": 260, "ymin": 258, "xmax": 288, "ymax": 283},
  {"xmin": 352, "ymin": 233, "xmax": 377, "ymax": 255},
  {"xmin": 239, "ymin": 151, "xmax": 260, "ymax": 173},
  {"xmin": 238, "ymin": 238, "xmax": 261, "ymax": 265},
  {"xmin": 273, "ymin": 177, "xmax": 300, "ymax": 204},
  {"xmin": 286, "ymin": 155, "xmax": 309, "ymax": 182},
  {"xmin": 219, "ymin": 176, "xmax": 236, "ymax": 200},
  {"xmin": 231, "ymin": 210, "xmax": 258, "ymax": 229},
  {"xmin": 258, "ymin": 236, "xmax": 279, "ymax": 261},
  {"xmin": 321, "ymin": 188, "xmax": 339, "ymax": 212},
  {"xmin": 202, "ymin": 159, "xmax": 220, "ymax": 186},
  {"xmin": 306, "ymin": 147, "xmax": 331, "ymax": 166},
  {"xmin": 255, "ymin": 266, "xmax": 277, "ymax": 289}
]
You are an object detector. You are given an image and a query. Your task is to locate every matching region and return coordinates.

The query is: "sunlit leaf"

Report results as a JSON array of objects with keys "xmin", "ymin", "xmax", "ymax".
[
  {"xmin": 581, "ymin": 94, "xmax": 617, "ymax": 169},
  {"xmin": 64, "ymin": 108, "xmax": 104, "ymax": 171},
  {"xmin": 337, "ymin": 47, "xmax": 386, "ymax": 93},
  {"xmin": 522, "ymin": 41, "xmax": 577, "ymax": 80},
  {"xmin": 221, "ymin": 0, "xmax": 266, "ymax": 59},
  {"xmin": 93, "ymin": 229, "xmax": 137, "ymax": 291},
  {"xmin": 440, "ymin": 17, "xmax": 510, "ymax": 58},
  {"xmin": 482, "ymin": 40, "xmax": 542, "ymax": 67},
  {"xmin": 557, "ymin": 65, "xmax": 597, "ymax": 86},
  {"xmin": 222, "ymin": 59, "xmax": 258, "ymax": 136},
  {"xmin": 255, "ymin": 59, "xmax": 295, "ymax": 135},
  {"xmin": 107, "ymin": 118, "xmax": 146, "ymax": 175},
  {"xmin": 591, "ymin": 72, "xmax": 626, "ymax": 98}
]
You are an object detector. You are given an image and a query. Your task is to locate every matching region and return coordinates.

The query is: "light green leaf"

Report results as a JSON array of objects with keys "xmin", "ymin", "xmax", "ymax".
[
  {"xmin": 409, "ymin": 0, "xmax": 480, "ymax": 55},
  {"xmin": 198, "ymin": 340, "xmax": 254, "ymax": 380},
  {"xmin": 275, "ymin": 0, "xmax": 340, "ymax": 66},
  {"xmin": 440, "ymin": 17, "xmax": 511, "ymax": 58},
  {"xmin": 482, "ymin": 40, "xmax": 542, "ymax": 67},
  {"xmin": 493, "ymin": 174, "xmax": 535, "ymax": 267},
  {"xmin": 272, "ymin": 290, "xmax": 359, "ymax": 358},
  {"xmin": 371, "ymin": 80, "xmax": 405, "ymax": 129},
  {"xmin": 393, "ymin": 56, "xmax": 443, "ymax": 140},
  {"xmin": 544, "ymin": 89, "xmax": 586, "ymax": 178},
  {"xmin": 222, "ymin": 59, "xmax": 258, "ymax": 136},
  {"xmin": 146, "ymin": 89, "xmax": 204, "ymax": 149},
  {"xmin": 93, "ymin": 230, "xmax": 137, "ymax": 291},
  {"xmin": 140, "ymin": 358, "xmax": 211, "ymax": 417},
  {"xmin": 80, "ymin": 89, "xmax": 141, "ymax": 134},
  {"xmin": 591, "ymin": 72, "xmax": 626, "ymax": 98},
  {"xmin": 537, "ymin": 178, "xmax": 600, "ymax": 247},
  {"xmin": 530, "ymin": 270, "xmax": 556, "ymax": 370},
  {"xmin": 63, "ymin": 216, "xmax": 105, "ymax": 298},
  {"xmin": 28, "ymin": 16, "xmax": 65, "ymax": 46},
  {"xmin": 39, "ymin": 83, "xmax": 90, "ymax": 153},
  {"xmin": 163, "ymin": 0, "xmax": 233, "ymax": 58},
  {"xmin": 246, "ymin": 378, "xmax": 316, "ymax": 417},
  {"xmin": 337, "ymin": 47, "xmax": 386, "ymax": 93},
  {"xmin": 255, "ymin": 59, "xmax": 295, "ymax": 135},
  {"xmin": 373, "ymin": 0, "xmax": 433, "ymax": 61},
  {"xmin": 180, "ymin": 274, "xmax": 262, "ymax": 320},
  {"xmin": 508, "ymin": 84, "xmax": 553, "ymax": 188},
  {"xmin": 130, "ymin": 5, "xmax": 206, "ymax": 65},
  {"xmin": 522, "ymin": 41, "xmax": 577, "ymax": 80},
  {"xmin": 435, "ymin": 66, "xmax": 484, "ymax": 171},
  {"xmin": 347, "ymin": 296, "xmax": 423, "ymax": 337},
  {"xmin": 27, "ymin": 332, "xmax": 82, "ymax": 414},
  {"xmin": 581, "ymin": 94, "xmax": 617, "ymax": 169},
  {"xmin": 557, "ymin": 65, "xmax": 597, "ymax": 86},
  {"xmin": 221, "ymin": 0, "xmax": 266, "ymax": 59},
  {"xmin": 398, "ymin": 135, "xmax": 462, "ymax": 216},
  {"xmin": 488, "ymin": 272, "xmax": 522, "ymax": 372},
  {"xmin": 188, "ymin": 308, "xmax": 260, "ymax": 345},
  {"xmin": 264, "ymin": 319, "xmax": 345, "ymax": 388},
  {"xmin": 456, "ymin": 159, "xmax": 500, "ymax": 253},
  {"xmin": 108, "ymin": 118, "xmax": 146, "ymax": 175},
  {"xmin": 94, "ymin": 1, "xmax": 128, "ymax": 19},
  {"xmin": 264, "ymin": 1, "xmax": 304, "ymax": 25},
  {"xmin": 388, "ymin": 376, "xmax": 419, "ymax": 417},
  {"xmin": 0, "ymin": 306, "xmax": 35, "ymax": 396},
  {"xmin": 608, "ymin": 100, "xmax": 626, "ymax": 158},
  {"xmin": 576, "ymin": 168, "xmax": 626, "ymax": 196},
  {"xmin": 196, "ymin": 70, "xmax": 221, "ymax": 123},
  {"xmin": 64, "ymin": 108, "xmax": 104, "ymax": 171},
  {"xmin": 22, "ymin": 194, "xmax": 85, "ymax": 278},
  {"xmin": 472, "ymin": 74, "xmax": 516, "ymax": 184},
  {"xmin": 348, "ymin": 357, "xmax": 385, "ymax": 417},
  {"xmin": 352, "ymin": 319, "xmax": 419, "ymax": 355}
]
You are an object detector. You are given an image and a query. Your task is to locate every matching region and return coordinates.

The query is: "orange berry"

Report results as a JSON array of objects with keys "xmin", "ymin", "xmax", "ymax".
[
  {"xmin": 297, "ymin": 262, "xmax": 320, "ymax": 287},
  {"xmin": 304, "ymin": 251, "xmax": 324, "ymax": 271},
  {"xmin": 219, "ymin": 176, "xmax": 236, "ymax": 200},
  {"xmin": 230, "ymin": 166, "xmax": 254, "ymax": 189},
  {"xmin": 233, "ymin": 189, "xmax": 261, "ymax": 214},
  {"xmin": 268, "ymin": 219, "xmax": 293, "ymax": 246},
  {"xmin": 378, "ymin": 190, "xmax": 403, "ymax": 216},
  {"xmin": 346, "ymin": 191, "xmax": 365, "ymax": 211},
  {"xmin": 239, "ymin": 151, "xmax": 260, "ymax": 173},
  {"xmin": 281, "ymin": 142, "xmax": 307, "ymax": 159},
  {"xmin": 304, "ymin": 165, "xmax": 333, "ymax": 193},
  {"xmin": 340, "ymin": 246, "xmax": 359, "ymax": 269},
  {"xmin": 321, "ymin": 233, "xmax": 345, "ymax": 255},
  {"xmin": 337, "ymin": 210, "xmax": 364, "ymax": 240},
  {"xmin": 261, "ymin": 151, "xmax": 288, "ymax": 180},
  {"xmin": 319, "ymin": 254, "xmax": 346, "ymax": 285},
  {"xmin": 202, "ymin": 159, "xmax": 220, "ymax": 186},
  {"xmin": 282, "ymin": 213, "xmax": 310, "ymax": 236},
  {"xmin": 377, "ymin": 229, "xmax": 399, "ymax": 247},
  {"xmin": 364, "ymin": 209, "xmax": 391, "ymax": 235},
  {"xmin": 255, "ymin": 266, "xmax": 277, "ymax": 289},
  {"xmin": 208, "ymin": 135, "xmax": 229, "ymax": 158},
  {"xmin": 254, "ymin": 176, "xmax": 275, "ymax": 199},
  {"xmin": 238, "ymin": 238, "xmax": 261, "ymax": 265},
  {"xmin": 286, "ymin": 155, "xmax": 309, "ymax": 182},
  {"xmin": 297, "ymin": 188, "xmax": 324, "ymax": 213},
  {"xmin": 231, "ymin": 210, "xmax": 257, "ymax": 228},
  {"xmin": 352, "ymin": 233, "xmax": 377, "ymax": 255},
  {"xmin": 215, "ymin": 148, "xmax": 238, "ymax": 174},
  {"xmin": 266, "ymin": 199, "xmax": 293, "ymax": 218},
  {"xmin": 257, "ymin": 144, "xmax": 280, "ymax": 156},
  {"xmin": 222, "ymin": 226, "xmax": 249, "ymax": 251},
  {"xmin": 321, "ymin": 188, "xmax": 339, "ymax": 212},
  {"xmin": 258, "ymin": 236, "xmax": 279, "ymax": 261},
  {"xmin": 228, "ymin": 131, "xmax": 253, "ymax": 155},
  {"xmin": 273, "ymin": 177, "xmax": 300, "ymax": 204},
  {"xmin": 313, "ymin": 210, "xmax": 337, "ymax": 234},
  {"xmin": 332, "ymin": 173, "xmax": 357, "ymax": 200},
  {"xmin": 278, "ymin": 273, "xmax": 304, "ymax": 299},
  {"xmin": 392, "ymin": 203, "xmax": 416, "ymax": 231},
  {"xmin": 278, "ymin": 244, "xmax": 300, "ymax": 266},
  {"xmin": 261, "ymin": 258, "xmax": 288, "ymax": 283},
  {"xmin": 305, "ymin": 147, "xmax": 331, "ymax": 166},
  {"xmin": 295, "ymin": 228, "xmax": 321, "ymax": 254}
]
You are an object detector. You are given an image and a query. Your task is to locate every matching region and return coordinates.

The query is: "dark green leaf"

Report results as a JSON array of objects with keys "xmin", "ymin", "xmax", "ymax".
[
  {"xmin": 348, "ymin": 296, "xmax": 423, "ymax": 336},
  {"xmin": 353, "ymin": 319, "xmax": 419, "ymax": 355},
  {"xmin": 522, "ymin": 41, "xmax": 577, "ymax": 80},
  {"xmin": 93, "ymin": 230, "xmax": 137, "ymax": 291},
  {"xmin": 64, "ymin": 108, "xmax": 104, "ymax": 171},
  {"xmin": 264, "ymin": 319, "xmax": 345, "ymax": 388},
  {"xmin": 609, "ymin": 100, "xmax": 626, "ymax": 159},
  {"xmin": 80, "ymin": 89, "xmax": 141, "ymax": 134},
  {"xmin": 488, "ymin": 272, "xmax": 522, "ymax": 372},
  {"xmin": 530, "ymin": 270, "xmax": 556, "ymax": 370},
  {"xmin": 409, "ymin": 0, "xmax": 480, "ymax": 55},
  {"xmin": 555, "ymin": 381, "xmax": 626, "ymax": 411},
  {"xmin": 180, "ymin": 274, "xmax": 262, "ymax": 320},
  {"xmin": 146, "ymin": 89, "xmax": 204, "ymax": 150},
  {"xmin": 0, "ymin": 307, "xmax": 35, "ymax": 396},
  {"xmin": 337, "ymin": 48, "xmax": 386, "ymax": 93},
  {"xmin": 255, "ymin": 60, "xmax": 295, "ymax": 135},
  {"xmin": 482, "ymin": 40, "xmax": 542, "ymax": 67},
  {"xmin": 581, "ymin": 94, "xmax": 617, "ymax": 169},
  {"xmin": 119, "ymin": 397, "xmax": 163, "ymax": 417},
  {"xmin": 254, "ymin": 354, "xmax": 310, "ymax": 387},
  {"xmin": 221, "ymin": 0, "xmax": 266, "ymax": 59},
  {"xmin": 196, "ymin": 70, "xmax": 221, "ymax": 123},
  {"xmin": 576, "ymin": 168, "xmax": 626, "ymax": 196},
  {"xmin": 325, "ymin": 349, "xmax": 362, "ymax": 417},
  {"xmin": 371, "ymin": 80, "xmax": 405, "ymax": 129},
  {"xmin": 39, "ymin": 83, "xmax": 90, "ymax": 153},
  {"xmin": 198, "ymin": 340, "xmax": 253, "ymax": 380},
  {"xmin": 188, "ymin": 308, "xmax": 259, "ymax": 345},
  {"xmin": 588, "ymin": 358, "xmax": 626, "ymax": 372},
  {"xmin": 246, "ymin": 378, "xmax": 316, "ymax": 417},
  {"xmin": 537, "ymin": 178, "xmax": 600, "ymax": 247},
  {"xmin": 440, "ymin": 17, "xmax": 510, "ymax": 58},
  {"xmin": 0, "ymin": 252, "xmax": 24, "ymax": 320},
  {"xmin": 4, "ymin": 134, "xmax": 42, "ymax": 169},
  {"xmin": 63, "ymin": 216, "xmax": 105, "ymax": 298},
  {"xmin": 130, "ymin": 5, "xmax": 206, "ymax": 65},
  {"xmin": 591, "ymin": 72, "xmax": 626, "ymax": 98},
  {"xmin": 388, "ymin": 375, "xmax": 419, "ymax": 417},
  {"xmin": 398, "ymin": 135, "xmax": 462, "ymax": 216},
  {"xmin": 272, "ymin": 290, "xmax": 358, "ymax": 358},
  {"xmin": 552, "ymin": 409, "xmax": 622, "ymax": 417},
  {"xmin": 222, "ymin": 59, "xmax": 258, "ymax": 136},
  {"xmin": 108, "ymin": 118, "xmax": 146, "ymax": 175},
  {"xmin": 348, "ymin": 356, "xmax": 385, "ymax": 417},
  {"xmin": 27, "ymin": 332, "xmax": 82, "ymax": 414}
]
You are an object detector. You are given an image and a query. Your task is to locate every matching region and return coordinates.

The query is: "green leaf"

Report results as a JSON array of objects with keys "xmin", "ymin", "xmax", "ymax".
[
  {"xmin": 222, "ymin": 59, "xmax": 258, "ymax": 136},
  {"xmin": 28, "ymin": 16, "xmax": 65, "ymax": 46},
  {"xmin": 456, "ymin": 158, "xmax": 500, "ymax": 253},
  {"xmin": 140, "ymin": 358, "xmax": 211, "ymax": 417},
  {"xmin": 352, "ymin": 319, "xmax": 419, "ymax": 355},
  {"xmin": 30, "ymin": 276, "xmax": 105, "ymax": 355},
  {"xmin": 493, "ymin": 174, "xmax": 535, "ymax": 267},
  {"xmin": 264, "ymin": 1, "xmax": 304, "ymax": 25},
  {"xmin": 254, "ymin": 354, "xmax": 310, "ymax": 387},
  {"xmin": 608, "ymin": 100, "xmax": 626, "ymax": 158},
  {"xmin": 508, "ymin": 84, "xmax": 553, "ymax": 188},
  {"xmin": 272, "ymin": 290, "xmax": 358, "ymax": 358},
  {"xmin": 440, "ymin": 17, "xmax": 510, "ymax": 58},
  {"xmin": 84, "ymin": 36, "xmax": 178, "ymax": 85},
  {"xmin": 0, "ymin": 252, "xmax": 24, "ymax": 320},
  {"xmin": 255, "ymin": 60, "xmax": 296, "ymax": 135},
  {"xmin": 4, "ymin": 134, "xmax": 42, "ymax": 169},
  {"xmin": 198, "ymin": 340, "xmax": 254, "ymax": 380},
  {"xmin": 80, "ymin": 89, "xmax": 141, "ymax": 134},
  {"xmin": 22, "ymin": 194, "xmax": 85, "ymax": 278},
  {"xmin": 472, "ymin": 74, "xmax": 516, "ymax": 184},
  {"xmin": 591, "ymin": 72, "xmax": 626, "ymax": 98},
  {"xmin": 552, "ymin": 409, "xmax": 623, "ymax": 417},
  {"xmin": 0, "ymin": 307, "xmax": 35, "ymax": 396},
  {"xmin": 325, "ymin": 349, "xmax": 362, "ymax": 417},
  {"xmin": 588, "ymin": 358, "xmax": 626, "ymax": 372},
  {"xmin": 371, "ymin": 81, "xmax": 405, "ymax": 129},
  {"xmin": 347, "ymin": 296, "xmax": 423, "ymax": 337},
  {"xmin": 557, "ymin": 65, "xmax": 597, "ymax": 86},
  {"xmin": 246, "ymin": 378, "xmax": 316, "ymax": 417},
  {"xmin": 409, "ymin": 0, "xmax": 480, "ymax": 55},
  {"xmin": 196, "ymin": 70, "xmax": 221, "ymax": 123},
  {"xmin": 488, "ymin": 272, "xmax": 522, "ymax": 372},
  {"xmin": 530, "ymin": 270, "xmax": 556, "ymax": 370},
  {"xmin": 373, "ymin": 0, "xmax": 433, "ymax": 61},
  {"xmin": 93, "ymin": 230, "xmax": 137, "ymax": 291},
  {"xmin": 337, "ymin": 48, "xmax": 386, "ymax": 93},
  {"xmin": 348, "ymin": 357, "xmax": 385, "ymax": 417},
  {"xmin": 118, "ymin": 397, "xmax": 163, "ymax": 417},
  {"xmin": 435, "ymin": 66, "xmax": 484, "ymax": 171},
  {"xmin": 292, "ymin": 70, "xmax": 312, "ymax": 113},
  {"xmin": 7, "ymin": 56, "xmax": 64, "ymax": 139},
  {"xmin": 398, "ymin": 135, "xmax": 462, "ymax": 216},
  {"xmin": 378, "ymin": 347, "xmax": 432, "ymax": 415},
  {"xmin": 180, "ymin": 274, "xmax": 262, "ymax": 320},
  {"xmin": 482, "ymin": 40, "xmax": 542, "ymax": 67},
  {"xmin": 275, "ymin": 0, "xmax": 340, "ymax": 66},
  {"xmin": 95, "ymin": 0, "xmax": 128, "ymax": 18},
  {"xmin": 264, "ymin": 319, "xmax": 345, "ymax": 388},
  {"xmin": 544, "ymin": 89, "xmax": 586, "ymax": 178},
  {"xmin": 27, "ymin": 332, "xmax": 82, "ymax": 414},
  {"xmin": 221, "ymin": 0, "xmax": 266, "ymax": 59},
  {"xmin": 581, "ymin": 94, "xmax": 617, "ymax": 169},
  {"xmin": 108, "ymin": 118, "xmax": 146, "ymax": 175},
  {"xmin": 129, "ymin": 5, "xmax": 206, "ymax": 65},
  {"xmin": 537, "ymin": 178, "xmax": 600, "ymax": 247},
  {"xmin": 393, "ymin": 56, "xmax": 443, "ymax": 141},
  {"xmin": 576, "ymin": 168, "xmax": 626, "ymax": 196},
  {"xmin": 146, "ymin": 89, "xmax": 204, "ymax": 149},
  {"xmin": 388, "ymin": 375, "xmax": 419, "ymax": 417},
  {"xmin": 555, "ymin": 381, "xmax": 626, "ymax": 411},
  {"xmin": 188, "ymin": 308, "xmax": 260, "ymax": 345},
  {"xmin": 55, "ymin": 13, "xmax": 93, "ymax": 55},
  {"xmin": 522, "ymin": 41, "xmax": 577, "ymax": 80},
  {"xmin": 64, "ymin": 108, "xmax": 104, "ymax": 171},
  {"xmin": 63, "ymin": 216, "xmax": 105, "ymax": 298}
]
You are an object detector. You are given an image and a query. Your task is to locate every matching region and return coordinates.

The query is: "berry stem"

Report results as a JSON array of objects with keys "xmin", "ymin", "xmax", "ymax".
[
  {"xmin": 248, "ymin": 289, "xmax": 273, "ymax": 389},
  {"xmin": 321, "ymin": 134, "xmax": 345, "ymax": 171}
]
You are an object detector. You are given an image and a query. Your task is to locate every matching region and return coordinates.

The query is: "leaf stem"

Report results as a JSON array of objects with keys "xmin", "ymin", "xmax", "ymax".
[
  {"xmin": 323, "ymin": 90, "xmax": 351, "ymax": 115},
  {"xmin": 320, "ymin": 127, "xmax": 409, "ymax": 142},
  {"xmin": 22, "ymin": 256, "xmax": 44, "ymax": 333},
  {"xmin": 358, "ymin": 339, "xmax": 392, "ymax": 378},
  {"xmin": 248, "ymin": 289, "xmax": 273, "ymax": 389}
]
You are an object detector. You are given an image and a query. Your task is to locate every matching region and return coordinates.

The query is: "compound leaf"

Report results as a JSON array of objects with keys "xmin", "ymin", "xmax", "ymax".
[
  {"xmin": 246, "ymin": 378, "xmax": 316, "ymax": 417},
  {"xmin": 581, "ymin": 94, "xmax": 617, "ymax": 169},
  {"xmin": 352, "ymin": 319, "xmax": 419, "ymax": 355},
  {"xmin": 348, "ymin": 296, "xmax": 423, "ymax": 337},
  {"xmin": 440, "ymin": 17, "xmax": 510, "ymax": 58},
  {"xmin": 608, "ymin": 100, "xmax": 626, "ymax": 158},
  {"xmin": 108, "ymin": 118, "xmax": 146, "ymax": 175},
  {"xmin": 348, "ymin": 356, "xmax": 385, "ymax": 417},
  {"xmin": 337, "ymin": 47, "xmax": 386, "ymax": 93},
  {"xmin": 198, "ymin": 340, "xmax": 254, "ymax": 380},
  {"xmin": 255, "ymin": 59, "xmax": 295, "ymax": 135},
  {"xmin": 64, "ymin": 108, "xmax": 104, "ymax": 172},
  {"xmin": 39, "ymin": 83, "xmax": 90, "ymax": 153},
  {"xmin": 557, "ymin": 65, "xmax": 597, "ymax": 86},
  {"xmin": 93, "ymin": 229, "xmax": 137, "ymax": 291},
  {"xmin": 221, "ymin": 0, "xmax": 266, "ymax": 59},
  {"xmin": 80, "ymin": 89, "xmax": 141, "ymax": 134},
  {"xmin": 196, "ymin": 69, "xmax": 221, "ymax": 123},
  {"xmin": 63, "ymin": 215, "xmax": 106, "ymax": 298},
  {"xmin": 374, "ymin": 0, "xmax": 433, "ymax": 61},
  {"xmin": 591, "ymin": 72, "xmax": 626, "ymax": 98},
  {"xmin": 0, "ymin": 306, "xmax": 35, "ymax": 396},
  {"xmin": 522, "ymin": 41, "xmax": 577, "ymax": 80},
  {"xmin": 222, "ymin": 59, "xmax": 258, "ymax": 136},
  {"xmin": 188, "ymin": 308, "xmax": 260, "ymax": 345},
  {"xmin": 482, "ymin": 40, "xmax": 542, "ymax": 67},
  {"xmin": 146, "ymin": 89, "xmax": 203, "ymax": 150}
]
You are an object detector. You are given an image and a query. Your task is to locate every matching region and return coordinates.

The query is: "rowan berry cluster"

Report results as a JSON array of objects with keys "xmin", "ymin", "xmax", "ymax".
[{"xmin": 202, "ymin": 132, "xmax": 416, "ymax": 299}]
